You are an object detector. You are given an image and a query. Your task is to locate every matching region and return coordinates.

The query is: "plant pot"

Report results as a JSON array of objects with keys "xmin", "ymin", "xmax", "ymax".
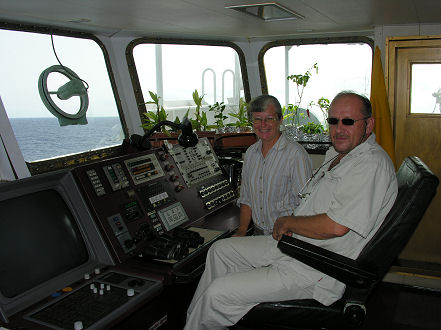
[
  {"xmin": 214, "ymin": 132, "xmax": 257, "ymax": 148},
  {"xmin": 284, "ymin": 125, "xmax": 303, "ymax": 141}
]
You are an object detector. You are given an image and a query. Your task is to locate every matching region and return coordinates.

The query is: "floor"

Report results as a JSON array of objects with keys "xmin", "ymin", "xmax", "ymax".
[
  {"xmin": 361, "ymin": 265, "xmax": 441, "ymax": 330},
  {"xmin": 361, "ymin": 282, "xmax": 441, "ymax": 330}
]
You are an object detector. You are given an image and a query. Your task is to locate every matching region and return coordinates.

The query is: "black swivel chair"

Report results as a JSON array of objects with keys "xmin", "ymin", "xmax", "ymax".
[{"xmin": 237, "ymin": 156, "xmax": 439, "ymax": 330}]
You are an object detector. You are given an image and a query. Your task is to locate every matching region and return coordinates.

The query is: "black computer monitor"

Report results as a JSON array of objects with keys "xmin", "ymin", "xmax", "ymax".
[{"xmin": 0, "ymin": 170, "xmax": 114, "ymax": 321}]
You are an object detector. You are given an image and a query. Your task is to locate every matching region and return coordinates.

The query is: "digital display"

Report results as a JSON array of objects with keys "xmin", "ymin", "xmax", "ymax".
[
  {"xmin": 157, "ymin": 202, "xmax": 189, "ymax": 231},
  {"xmin": 124, "ymin": 154, "xmax": 164, "ymax": 185}
]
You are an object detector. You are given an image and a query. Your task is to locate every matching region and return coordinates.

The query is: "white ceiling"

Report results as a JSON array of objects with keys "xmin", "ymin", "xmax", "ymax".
[{"xmin": 0, "ymin": 0, "xmax": 440, "ymax": 39}]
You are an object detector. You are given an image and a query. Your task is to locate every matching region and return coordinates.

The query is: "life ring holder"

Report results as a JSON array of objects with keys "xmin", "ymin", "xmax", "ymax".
[{"xmin": 38, "ymin": 65, "xmax": 89, "ymax": 125}]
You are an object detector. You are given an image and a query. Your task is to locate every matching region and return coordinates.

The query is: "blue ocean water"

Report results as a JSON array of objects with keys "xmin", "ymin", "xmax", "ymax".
[{"xmin": 9, "ymin": 117, "xmax": 124, "ymax": 162}]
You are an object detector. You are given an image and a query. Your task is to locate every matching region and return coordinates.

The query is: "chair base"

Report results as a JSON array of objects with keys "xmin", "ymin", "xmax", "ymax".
[{"xmin": 236, "ymin": 299, "xmax": 363, "ymax": 330}]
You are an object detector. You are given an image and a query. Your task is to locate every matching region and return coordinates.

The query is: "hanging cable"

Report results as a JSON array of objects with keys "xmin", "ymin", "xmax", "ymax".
[{"xmin": 50, "ymin": 34, "xmax": 89, "ymax": 90}]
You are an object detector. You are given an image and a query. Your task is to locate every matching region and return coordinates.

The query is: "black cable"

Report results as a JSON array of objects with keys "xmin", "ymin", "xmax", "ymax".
[{"xmin": 50, "ymin": 34, "xmax": 89, "ymax": 90}]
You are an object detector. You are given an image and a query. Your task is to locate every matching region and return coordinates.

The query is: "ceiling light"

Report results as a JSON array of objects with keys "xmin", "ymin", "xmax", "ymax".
[{"xmin": 225, "ymin": 2, "xmax": 304, "ymax": 21}]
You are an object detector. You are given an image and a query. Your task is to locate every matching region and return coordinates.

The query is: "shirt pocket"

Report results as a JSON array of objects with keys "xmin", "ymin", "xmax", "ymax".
[
  {"xmin": 275, "ymin": 198, "xmax": 295, "ymax": 216},
  {"xmin": 309, "ymin": 171, "xmax": 340, "ymax": 213}
]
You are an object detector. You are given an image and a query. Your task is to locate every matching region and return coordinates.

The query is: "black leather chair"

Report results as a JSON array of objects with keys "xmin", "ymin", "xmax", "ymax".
[{"xmin": 237, "ymin": 156, "xmax": 439, "ymax": 330}]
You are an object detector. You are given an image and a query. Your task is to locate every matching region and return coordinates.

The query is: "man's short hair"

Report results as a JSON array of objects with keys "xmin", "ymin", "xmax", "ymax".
[
  {"xmin": 248, "ymin": 94, "xmax": 283, "ymax": 120},
  {"xmin": 331, "ymin": 91, "xmax": 372, "ymax": 118}
]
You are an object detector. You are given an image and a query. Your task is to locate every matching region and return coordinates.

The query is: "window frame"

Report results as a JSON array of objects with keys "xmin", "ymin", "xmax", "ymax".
[
  {"xmin": 126, "ymin": 37, "xmax": 251, "ymax": 131},
  {"xmin": 0, "ymin": 21, "xmax": 128, "ymax": 175},
  {"xmin": 258, "ymin": 36, "xmax": 374, "ymax": 95}
]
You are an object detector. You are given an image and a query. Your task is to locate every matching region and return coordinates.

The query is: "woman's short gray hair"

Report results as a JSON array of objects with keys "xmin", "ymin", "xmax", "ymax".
[{"xmin": 248, "ymin": 94, "xmax": 283, "ymax": 119}]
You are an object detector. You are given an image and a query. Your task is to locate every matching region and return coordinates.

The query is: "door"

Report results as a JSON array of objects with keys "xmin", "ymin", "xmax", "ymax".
[{"xmin": 387, "ymin": 37, "xmax": 441, "ymax": 264}]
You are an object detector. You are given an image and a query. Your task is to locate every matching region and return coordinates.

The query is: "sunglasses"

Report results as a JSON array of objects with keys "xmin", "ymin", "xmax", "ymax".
[{"xmin": 326, "ymin": 117, "xmax": 369, "ymax": 126}]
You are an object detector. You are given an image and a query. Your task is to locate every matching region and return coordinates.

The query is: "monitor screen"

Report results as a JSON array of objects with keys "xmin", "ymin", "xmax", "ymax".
[
  {"xmin": 0, "ymin": 170, "xmax": 114, "ymax": 319},
  {"xmin": 0, "ymin": 189, "xmax": 88, "ymax": 298}
]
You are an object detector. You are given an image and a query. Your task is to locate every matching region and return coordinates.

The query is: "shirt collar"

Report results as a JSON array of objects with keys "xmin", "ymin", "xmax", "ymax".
[{"xmin": 254, "ymin": 132, "xmax": 286, "ymax": 154}]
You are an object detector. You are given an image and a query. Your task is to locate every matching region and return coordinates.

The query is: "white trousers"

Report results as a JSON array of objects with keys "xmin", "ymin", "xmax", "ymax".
[{"xmin": 184, "ymin": 235, "xmax": 315, "ymax": 330}]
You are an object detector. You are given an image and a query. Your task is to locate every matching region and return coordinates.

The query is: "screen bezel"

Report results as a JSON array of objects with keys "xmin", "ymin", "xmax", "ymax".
[{"xmin": 0, "ymin": 170, "xmax": 114, "ymax": 319}]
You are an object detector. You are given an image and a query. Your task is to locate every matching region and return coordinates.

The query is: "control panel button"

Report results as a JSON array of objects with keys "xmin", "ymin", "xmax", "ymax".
[
  {"xmin": 74, "ymin": 321, "xmax": 84, "ymax": 330},
  {"xmin": 175, "ymin": 184, "xmax": 184, "ymax": 192}
]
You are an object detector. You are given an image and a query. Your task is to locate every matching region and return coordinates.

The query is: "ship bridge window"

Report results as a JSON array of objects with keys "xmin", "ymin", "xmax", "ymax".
[
  {"xmin": 128, "ymin": 40, "xmax": 248, "ymax": 130},
  {"xmin": 0, "ymin": 26, "xmax": 125, "ymax": 175},
  {"xmin": 261, "ymin": 39, "xmax": 373, "ymax": 126}
]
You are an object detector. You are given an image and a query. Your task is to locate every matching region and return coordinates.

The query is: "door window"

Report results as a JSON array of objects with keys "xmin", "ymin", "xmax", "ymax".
[{"xmin": 410, "ymin": 63, "xmax": 441, "ymax": 114}]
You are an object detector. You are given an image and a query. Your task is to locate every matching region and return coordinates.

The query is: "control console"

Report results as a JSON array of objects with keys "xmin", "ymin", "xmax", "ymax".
[
  {"xmin": 72, "ymin": 138, "xmax": 236, "ymax": 263},
  {"xmin": 23, "ymin": 269, "xmax": 162, "ymax": 330}
]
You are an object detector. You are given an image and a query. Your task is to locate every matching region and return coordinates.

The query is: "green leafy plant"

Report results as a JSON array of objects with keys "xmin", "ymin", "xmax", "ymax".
[
  {"xmin": 187, "ymin": 89, "xmax": 215, "ymax": 132},
  {"xmin": 227, "ymin": 98, "xmax": 251, "ymax": 129},
  {"xmin": 300, "ymin": 122, "xmax": 324, "ymax": 134},
  {"xmin": 282, "ymin": 103, "xmax": 307, "ymax": 126},
  {"xmin": 309, "ymin": 97, "xmax": 330, "ymax": 130},
  {"xmin": 141, "ymin": 91, "xmax": 170, "ymax": 134},
  {"xmin": 285, "ymin": 63, "xmax": 318, "ymax": 126},
  {"xmin": 170, "ymin": 115, "xmax": 182, "ymax": 132},
  {"xmin": 209, "ymin": 101, "xmax": 227, "ymax": 129}
]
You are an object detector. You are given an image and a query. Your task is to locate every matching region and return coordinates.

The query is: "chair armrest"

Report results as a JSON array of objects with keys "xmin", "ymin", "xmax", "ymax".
[{"xmin": 277, "ymin": 235, "xmax": 377, "ymax": 288}]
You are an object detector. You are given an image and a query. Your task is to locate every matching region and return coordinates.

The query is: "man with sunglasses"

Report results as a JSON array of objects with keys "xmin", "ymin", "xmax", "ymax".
[{"xmin": 184, "ymin": 91, "xmax": 397, "ymax": 330}]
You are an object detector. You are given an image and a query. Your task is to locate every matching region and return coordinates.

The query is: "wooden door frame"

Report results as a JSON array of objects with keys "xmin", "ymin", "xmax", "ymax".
[{"xmin": 385, "ymin": 36, "xmax": 441, "ymax": 265}]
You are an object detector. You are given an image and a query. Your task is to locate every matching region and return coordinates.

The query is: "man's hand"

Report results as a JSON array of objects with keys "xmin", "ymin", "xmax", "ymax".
[{"xmin": 272, "ymin": 216, "xmax": 292, "ymax": 241}]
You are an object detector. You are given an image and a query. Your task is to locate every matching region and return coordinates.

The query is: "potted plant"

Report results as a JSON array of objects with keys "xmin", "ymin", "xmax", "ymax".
[
  {"xmin": 299, "ymin": 121, "xmax": 330, "ymax": 149},
  {"xmin": 140, "ymin": 91, "xmax": 184, "ymax": 147},
  {"xmin": 141, "ymin": 91, "xmax": 169, "ymax": 133},
  {"xmin": 179, "ymin": 89, "xmax": 216, "ymax": 145},
  {"xmin": 309, "ymin": 97, "xmax": 330, "ymax": 131},
  {"xmin": 284, "ymin": 63, "xmax": 330, "ymax": 147},
  {"xmin": 214, "ymin": 98, "xmax": 256, "ymax": 148},
  {"xmin": 282, "ymin": 103, "xmax": 308, "ymax": 127},
  {"xmin": 208, "ymin": 101, "xmax": 228, "ymax": 133},
  {"xmin": 300, "ymin": 122, "xmax": 324, "ymax": 135},
  {"xmin": 184, "ymin": 89, "xmax": 216, "ymax": 132},
  {"xmin": 227, "ymin": 98, "xmax": 252, "ymax": 132},
  {"xmin": 285, "ymin": 63, "xmax": 318, "ymax": 128}
]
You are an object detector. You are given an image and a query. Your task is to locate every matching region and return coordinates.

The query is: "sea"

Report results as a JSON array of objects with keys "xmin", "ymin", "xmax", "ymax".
[{"xmin": 9, "ymin": 117, "xmax": 124, "ymax": 162}]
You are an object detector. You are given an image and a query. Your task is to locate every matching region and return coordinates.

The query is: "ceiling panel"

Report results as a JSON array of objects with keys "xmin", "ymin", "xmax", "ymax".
[{"xmin": 0, "ymin": 0, "xmax": 439, "ymax": 39}]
